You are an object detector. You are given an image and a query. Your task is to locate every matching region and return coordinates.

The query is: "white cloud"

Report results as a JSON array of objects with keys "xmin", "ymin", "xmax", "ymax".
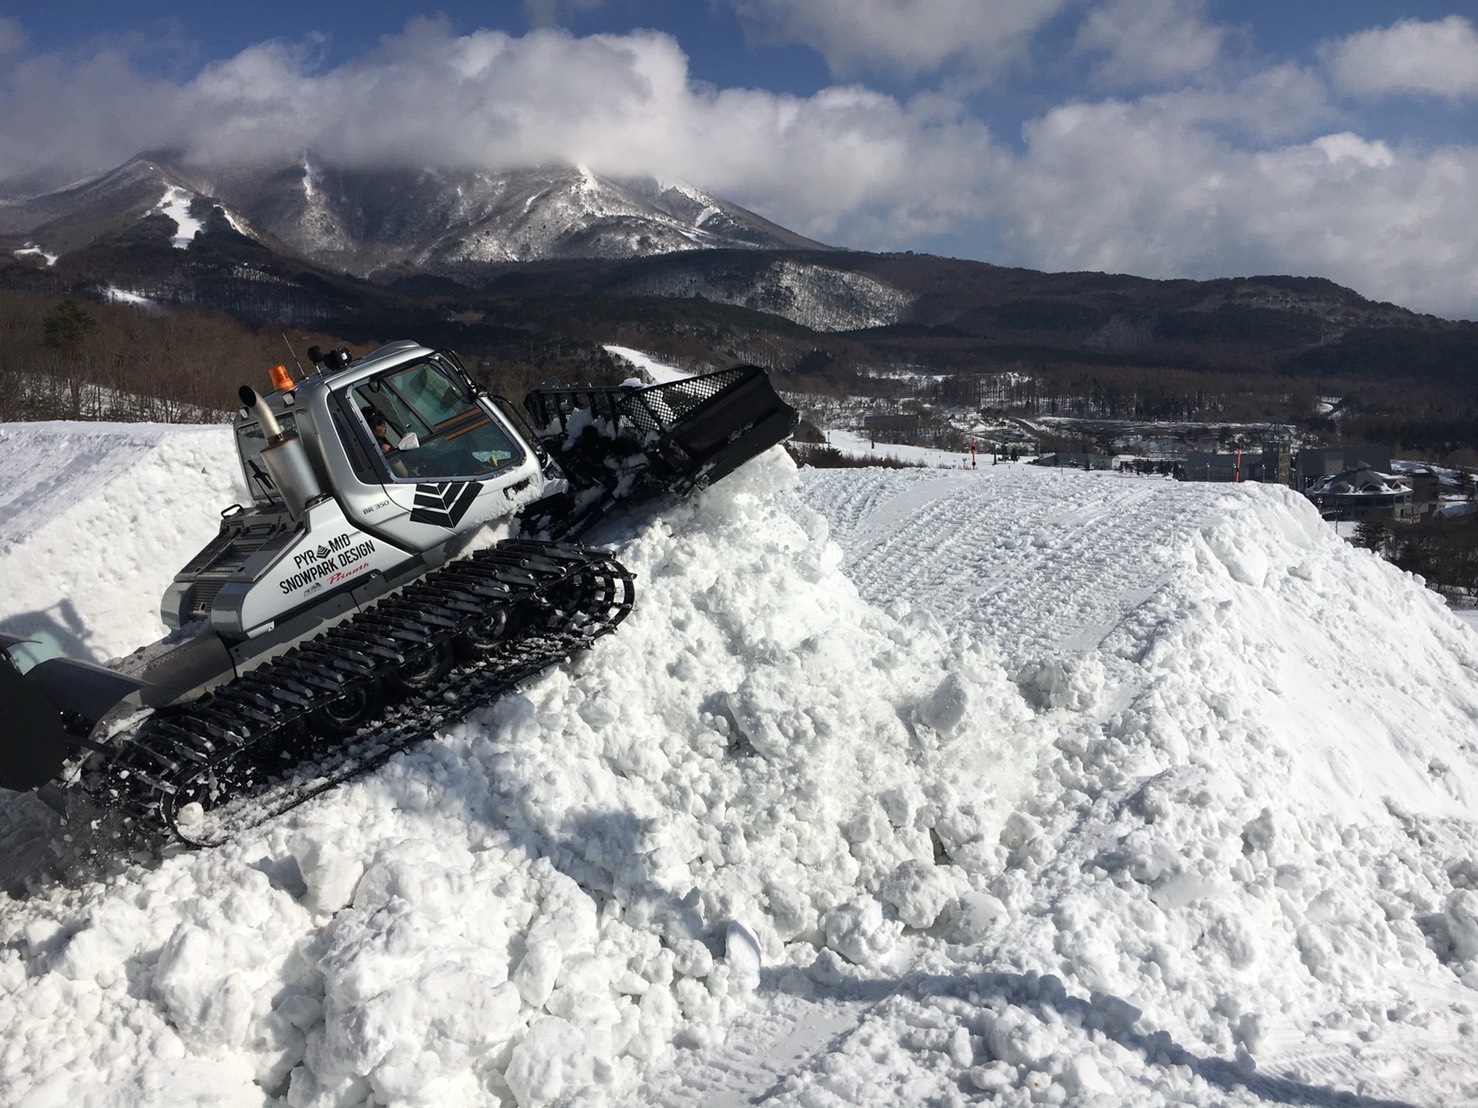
[
  {"xmin": 1322, "ymin": 15, "xmax": 1478, "ymax": 100},
  {"xmin": 998, "ymin": 96, "xmax": 1478, "ymax": 317},
  {"xmin": 1310, "ymin": 132, "xmax": 1394, "ymax": 169},
  {"xmin": 0, "ymin": 16, "xmax": 1474, "ymax": 319},
  {"xmin": 0, "ymin": 18, "xmax": 1002, "ymax": 246},
  {"xmin": 0, "ymin": 46, "xmax": 185, "ymax": 186},
  {"xmin": 727, "ymin": 0, "xmax": 1071, "ymax": 80},
  {"xmin": 699, "ymin": 87, "xmax": 1003, "ymax": 241},
  {"xmin": 181, "ymin": 23, "xmax": 708, "ymax": 172},
  {"xmin": 1073, "ymin": 0, "xmax": 1226, "ymax": 86},
  {"xmin": 1134, "ymin": 64, "xmax": 1336, "ymax": 143}
]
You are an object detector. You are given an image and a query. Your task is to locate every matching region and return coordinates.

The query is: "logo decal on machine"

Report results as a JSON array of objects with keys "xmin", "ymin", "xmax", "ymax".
[
  {"xmin": 409, "ymin": 482, "xmax": 482, "ymax": 528},
  {"xmin": 279, "ymin": 532, "xmax": 378, "ymax": 595}
]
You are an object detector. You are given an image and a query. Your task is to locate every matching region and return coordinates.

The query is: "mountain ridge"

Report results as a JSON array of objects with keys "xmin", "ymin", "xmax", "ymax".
[
  {"xmin": 0, "ymin": 153, "xmax": 829, "ymax": 275},
  {"xmin": 2, "ymin": 152, "xmax": 1476, "ymax": 394}
]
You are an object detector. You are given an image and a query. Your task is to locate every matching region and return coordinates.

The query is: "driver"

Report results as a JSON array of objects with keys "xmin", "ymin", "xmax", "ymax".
[
  {"xmin": 363, "ymin": 408, "xmax": 411, "ymax": 477},
  {"xmin": 363, "ymin": 408, "xmax": 394, "ymax": 456}
]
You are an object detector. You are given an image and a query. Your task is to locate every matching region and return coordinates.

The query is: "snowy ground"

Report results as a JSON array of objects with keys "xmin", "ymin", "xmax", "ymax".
[{"xmin": 2, "ymin": 409, "xmax": 1478, "ymax": 1106}]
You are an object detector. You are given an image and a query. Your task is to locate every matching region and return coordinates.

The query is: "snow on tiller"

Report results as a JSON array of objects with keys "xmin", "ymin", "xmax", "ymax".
[{"xmin": 520, "ymin": 363, "xmax": 799, "ymax": 540}]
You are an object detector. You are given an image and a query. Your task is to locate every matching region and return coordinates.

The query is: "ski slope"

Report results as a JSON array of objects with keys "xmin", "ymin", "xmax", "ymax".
[{"xmin": 1, "ymin": 417, "xmax": 1477, "ymax": 1107}]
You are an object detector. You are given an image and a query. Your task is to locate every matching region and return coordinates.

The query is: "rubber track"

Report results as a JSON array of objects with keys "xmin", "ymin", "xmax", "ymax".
[{"xmin": 96, "ymin": 539, "xmax": 634, "ymax": 847}]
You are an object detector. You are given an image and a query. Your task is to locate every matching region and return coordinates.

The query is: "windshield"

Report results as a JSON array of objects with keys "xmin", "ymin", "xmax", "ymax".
[{"xmin": 349, "ymin": 356, "xmax": 521, "ymax": 481}]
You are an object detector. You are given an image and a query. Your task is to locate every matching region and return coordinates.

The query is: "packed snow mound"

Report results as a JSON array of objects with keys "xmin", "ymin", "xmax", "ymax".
[
  {"xmin": 0, "ymin": 421, "xmax": 241, "ymax": 667},
  {"xmin": 799, "ymin": 466, "xmax": 1478, "ymax": 821},
  {"xmin": 0, "ymin": 423, "xmax": 1476, "ymax": 1106}
]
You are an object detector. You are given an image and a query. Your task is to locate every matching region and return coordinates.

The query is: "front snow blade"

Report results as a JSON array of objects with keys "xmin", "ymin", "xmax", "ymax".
[
  {"xmin": 522, "ymin": 364, "xmax": 798, "ymax": 539},
  {"xmin": 0, "ymin": 633, "xmax": 148, "ymax": 792}
]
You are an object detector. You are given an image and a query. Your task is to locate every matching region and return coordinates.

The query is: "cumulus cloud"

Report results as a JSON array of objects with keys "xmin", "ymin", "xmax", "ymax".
[
  {"xmin": 0, "ymin": 14, "xmax": 1474, "ymax": 319},
  {"xmin": 1073, "ymin": 0, "xmax": 1226, "ymax": 86},
  {"xmin": 711, "ymin": 88, "xmax": 1002, "ymax": 241},
  {"xmin": 997, "ymin": 96, "xmax": 1478, "ymax": 317},
  {"xmin": 0, "ymin": 17, "xmax": 1001, "ymax": 245},
  {"xmin": 1136, "ymin": 64, "xmax": 1336, "ymax": 143},
  {"xmin": 1322, "ymin": 15, "xmax": 1478, "ymax": 100},
  {"xmin": 727, "ymin": 0, "xmax": 1072, "ymax": 80},
  {"xmin": 182, "ymin": 23, "xmax": 702, "ymax": 172},
  {"xmin": 0, "ymin": 46, "xmax": 186, "ymax": 186}
]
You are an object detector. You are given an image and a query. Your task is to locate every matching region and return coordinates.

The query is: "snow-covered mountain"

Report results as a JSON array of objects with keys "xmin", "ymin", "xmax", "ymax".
[
  {"xmin": 613, "ymin": 255, "xmax": 913, "ymax": 332},
  {"xmin": 0, "ymin": 155, "xmax": 296, "ymax": 271},
  {"xmin": 2, "ymin": 355, "xmax": 1477, "ymax": 1105},
  {"xmin": 4, "ymin": 154, "xmax": 827, "ymax": 275},
  {"xmin": 4, "ymin": 154, "xmax": 908, "ymax": 332}
]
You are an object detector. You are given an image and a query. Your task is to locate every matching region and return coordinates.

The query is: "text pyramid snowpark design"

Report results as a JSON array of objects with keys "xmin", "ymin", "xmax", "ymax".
[{"xmin": 1, "ymin": 347, "xmax": 1477, "ymax": 1106}]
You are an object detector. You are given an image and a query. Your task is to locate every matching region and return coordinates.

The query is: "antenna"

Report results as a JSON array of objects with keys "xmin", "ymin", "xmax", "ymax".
[{"xmin": 280, "ymin": 333, "xmax": 305, "ymax": 376}]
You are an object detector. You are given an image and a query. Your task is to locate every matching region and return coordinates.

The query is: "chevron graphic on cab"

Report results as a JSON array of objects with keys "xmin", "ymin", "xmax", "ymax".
[{"xmin": 408, "ymin": 482, "xmax": 482, "ymax": 527}]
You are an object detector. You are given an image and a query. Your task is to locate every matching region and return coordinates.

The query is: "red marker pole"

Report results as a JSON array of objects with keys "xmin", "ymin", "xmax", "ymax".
[{"xmin": 970, "ymin": 437, "xmax": 977, "ymax": 469}]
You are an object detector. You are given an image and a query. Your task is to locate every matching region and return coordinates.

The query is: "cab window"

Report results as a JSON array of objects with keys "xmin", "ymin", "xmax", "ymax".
[
  {"xmin": 235, "ymin": 412, "xmax": 297, "ymax": 503},
  {"xmin": 349, "ymin": 357, "xmax": 521, "ymax": 481}
]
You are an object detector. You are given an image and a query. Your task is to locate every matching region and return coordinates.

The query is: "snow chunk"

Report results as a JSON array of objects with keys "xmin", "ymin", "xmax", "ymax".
[
  {"xmin": 823, "ymin": 897, "xmax": 902, "ymax": 965},
  {"xmin": 947, "ymin": 890, "xmax": 1008, "ymax": 943},
  {"xmin": 1016, "ymin": 652, "xmax": 1106, "ymax": 711},
  {"xmin": 505, "ymin": 1016, "xmax": 614, "ymax": 1106},
  {"xmin": 878, "ymin": 858, "xmax": 955, "ymax": 929}
]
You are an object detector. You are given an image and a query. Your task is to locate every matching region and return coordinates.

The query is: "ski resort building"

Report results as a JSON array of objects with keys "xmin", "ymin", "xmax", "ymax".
[
  {"xmin": 1303, "ymin": 467, "xmax": 1414, "ymax": 519},
  {"xmin": 1294, "ymin": 446, "xmax": 1392, "ymax": 485},
  {"xmin": 1029, "ymin": 451, "xmax": 1116, "ymax": 471}
]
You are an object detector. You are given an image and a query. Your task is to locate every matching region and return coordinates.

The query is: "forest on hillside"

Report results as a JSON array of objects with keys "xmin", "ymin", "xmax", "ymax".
[
  {"xmin": 0, "ymin": 292, "xmax": 291, "ymax": 423},
  {"xmin": 0, "ymin": 291, "xmax": 637, "ymax": 424},
  {"xmin": 1, "ymin": 269, "xmax": 1475, "ymax": 465}
]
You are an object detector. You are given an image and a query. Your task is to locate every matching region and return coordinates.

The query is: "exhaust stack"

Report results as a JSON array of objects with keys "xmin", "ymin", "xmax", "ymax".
[{"xmin": 240, "ymin": 385, "xmax": 321, "ymax": 521}]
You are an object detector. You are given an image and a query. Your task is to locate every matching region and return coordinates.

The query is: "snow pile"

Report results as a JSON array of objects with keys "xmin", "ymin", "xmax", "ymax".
[
  {"xmin": 791, "ymin": 466, "xmax": 1478, "ymax": 1104},
  {"xmin": 1, "ymin": 419, "xmax": 1477, "ymax": 1106},
  {"xmin": 0, "ymin": 422, "xmax": 241, "ymax": 667}
]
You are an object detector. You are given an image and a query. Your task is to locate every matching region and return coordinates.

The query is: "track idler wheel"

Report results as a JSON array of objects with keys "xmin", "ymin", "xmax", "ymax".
[
  {"xmin": 455, "ymin": 605, "xmax": 519, "ymax": 657},
  {"xmin": 388, "ymin": 638, "xmax": 457, "ymax": 695},
  {"xmin": 308, "ymin": 678, "xmax": 387, "ymax": 738}
]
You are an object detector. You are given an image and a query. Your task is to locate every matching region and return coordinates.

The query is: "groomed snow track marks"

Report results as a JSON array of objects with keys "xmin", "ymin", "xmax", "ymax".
[
  {"xmin": 648, "ymin": 989, "xmax": 894, "ymax": 1107},
  {"xmin": 799, "ymin": 467, "xmax": 1198, "ymax": 658},
  {"xmin": 100, "ymin": 539, "xmax": 634, "ymax": 846},
  {"xmin": 1258, "ymin": 1040, "xmax": 1475, "ymax": 1107}
]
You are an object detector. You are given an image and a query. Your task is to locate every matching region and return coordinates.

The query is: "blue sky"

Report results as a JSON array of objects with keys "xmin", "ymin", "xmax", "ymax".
[{"xmin": 3, "ymin": 2, "xmax": 1477, "ymax": 318}]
